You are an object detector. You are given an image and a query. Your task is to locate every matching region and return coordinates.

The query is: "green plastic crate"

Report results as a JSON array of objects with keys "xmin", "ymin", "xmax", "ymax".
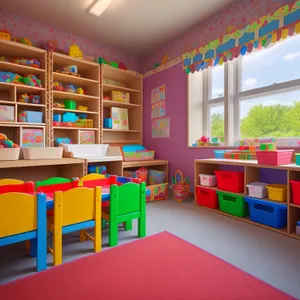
[{"xmin": 217, "ymin": 191, "xmax": 249, "ymax": 217}]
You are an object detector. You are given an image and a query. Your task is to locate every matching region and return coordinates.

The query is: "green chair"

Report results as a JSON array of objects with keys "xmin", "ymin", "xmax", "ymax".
[{"xmin": 102, "ymin": 182, "xmax": 146, "ymax": 247}]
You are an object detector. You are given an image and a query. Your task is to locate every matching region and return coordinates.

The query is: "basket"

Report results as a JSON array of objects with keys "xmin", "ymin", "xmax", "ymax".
[
  {"xmin": 255, "ymin": 150, "xmax": 293, "ymax": 166},
  {"xmin": 122, "ymin": 150, "xmax": 155, "ymax": 161},
  {"xmin": 172, "ymin": 170, "xmax": 189, "ymax": 202}
]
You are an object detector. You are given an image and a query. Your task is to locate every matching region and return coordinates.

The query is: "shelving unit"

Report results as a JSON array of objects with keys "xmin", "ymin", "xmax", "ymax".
[
  {"xmin": 101, "ymin": 64, "xmax": 142, "ymax": 145},
  {"xmin": 0, "ymin": 39, "xmax": 47, "ymax": 146},
  {"xmin": 194, "ymin": 158, "xmax": 300, "ymax": 240},
  {"xmin": 48, "ymin": 52, "xmax": 100, "ymax": 145}
]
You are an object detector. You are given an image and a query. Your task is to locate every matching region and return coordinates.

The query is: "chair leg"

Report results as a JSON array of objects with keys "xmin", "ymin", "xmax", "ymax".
[
  {"xmin": 80, "ymin": 230, "xmax": 87, "ymax": 242},
  {"xmin": 94, "ymin": 222, "xmax": 101, "ymax": 253},
  {"xmin": 25, "ymin": 240, "xmax": 30, "ymax": 251},
  {"xmin": 109, "ymin": 222, "xmax": 118, "ymax": 247},
  {"xmin": 37, "ymin": 235, "xmax": 47, "ymax": 272},
  {"xmin": 125, "ymin": 220, "xmax": 132, "ymax": 231},
  {"xmin": 102, "ymin": 219, "xmax": 107, "ymax": 229},
  {"xmin": 53, "ymin": 229, "xmax": 62, "ymax": 266},
  {"xmin": 138, "ymin": 216, "xmax": 146, "ymax": 238}
]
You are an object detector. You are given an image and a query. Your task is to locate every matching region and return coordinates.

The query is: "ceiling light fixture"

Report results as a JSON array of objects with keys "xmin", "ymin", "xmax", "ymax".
[{"xmin": 89, "ymin": 0, "xmax": 113, "ymax": 17}]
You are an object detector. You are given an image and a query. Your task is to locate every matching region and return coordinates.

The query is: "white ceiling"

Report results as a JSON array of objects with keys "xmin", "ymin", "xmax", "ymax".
[{"xmin": 1, "ymin": 0, "xmax": 237, "ymax": 56}]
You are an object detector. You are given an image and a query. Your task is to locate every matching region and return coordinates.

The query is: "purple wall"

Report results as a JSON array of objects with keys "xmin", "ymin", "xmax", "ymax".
[{"xmin": 143, "ymin": 64, "xmax": 215, "ymax": 185}]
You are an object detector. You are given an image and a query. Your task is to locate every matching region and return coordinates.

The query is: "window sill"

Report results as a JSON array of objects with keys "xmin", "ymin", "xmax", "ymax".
[{"xmin": 188, "ymin": 146, "xmax": 300, "ymax": 150}]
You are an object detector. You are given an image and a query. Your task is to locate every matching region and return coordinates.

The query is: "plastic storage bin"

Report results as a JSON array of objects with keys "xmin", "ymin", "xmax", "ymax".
[
  {"xmin": 64, "ymin": 100, "xmax": 76, "ymax": 110},
  {"xmin": 22, "ymin": 147, "xmax": 63, "ymax": 160},
  {"xmin": 246, "ymin": 182, "xmax": 268, "ymax": 199},
  {"xmin": 199, "ymin": 174, "xmax": 217, "ymax": 187},
  {"xmin": 266, "ymin": 184, "xmax": 287, "ymax": 202},
  {"xmin": 214, "ymin": 150, "xmax": 228, "ymax": 159},
  {"xmin": 296, "ymin": 154, "xmax": 300, "ymax": 166},
  {"xmin": 290, "ymin": 180, "xmax": 300, "ymax": 205},
  {"xmin": 196, "ymin": 187, "xmax": 218, "ymax": 209},
  {"xmin": 217, "ymin": 191, "xmax": 249, "ymax": 217},
  {"xmin": 148, "ymin": 169, "xmax": 166, "ymax": 185},
  {"xmin": 22, "ymin": 111, "xmax": 43, "ymax": 123},
  {"xmin": 0, "ymin": 148, "xmax": 20, "ymax": 161},
  {"xmin": 255, "ymin": 150, "xmax": 293, "ymax": 166},
  {"xmin": 215, "ymin": 170, "xmax": 244, "ymax": 193},
  {"xmin": 244, "ymin": 196, "xmax": 287, "ymax": 228}
]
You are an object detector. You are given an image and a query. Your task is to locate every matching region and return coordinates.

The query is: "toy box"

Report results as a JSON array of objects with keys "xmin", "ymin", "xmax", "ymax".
[
  {"xmin": 199, "ymin": 174, "xmax": 217, "ymax": 187},
  {"xmin": 244, "ymin": 196, "xmax": 287, "ymax": 228},
  {"xmin": 0, "ymin": 105, "xmax": 14, "ymax": 122},
  {"xmin": 148, "ymin": 169, "xmax": 166, "ymax": 185},
  {"xmin": 256, "ymin": 150, "xmax": 293, "ymax": 166},
  {"xmin": 19, "ymin": 111, "xmax": 43, "ymax": 123},
  {"xmin": 21, "ymin": 128, "xmax": 44, "ymax": 147},
  {"xmin": 122, "ymin": 144, "xmax": 155, "ymax": 161},
  {"xmin": 246, "ymin": 182, "xmax": 268, "ymax": 199},
  {"xmin": 196, "ymin": 187, "xmax": 218, "ymax": 209},
  {"xmin": 146, "ymin": 183, "xmax": 168, "ymax": 202},
  {"xmin": 111, "ymin": 91, "xmax": 130, "ymax": 103},
  {"xmin": 266, "ymin": 184, "xmax": 287, "ymax": 202},
  {"xmin": 215, "ymin": 170, "xmax": 244, "ymax": 193}
]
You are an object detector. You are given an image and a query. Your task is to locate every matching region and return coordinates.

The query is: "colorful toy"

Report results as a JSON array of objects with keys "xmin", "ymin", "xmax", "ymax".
[
  {"xmin": 57, "ymin": 65, "xmax": 80, "ymax": 77},
  {"xmin": 62, "ymin": 112, "xmax": 79, "ymax": 123},
  {"xmin": 47, "ymin": 187, "xmax": 101, "ymax": 265},
  {"xmin": 76, "ymin": 87, "xmax": 84, "ymax": 94},
  {"xmin": 87, "ymin": 165, "xmax": 107, "ymax": 175},
  {"xmin": 11, "ymin": 58, "xmax": 40, "ymax": 68},
  {"xmin": 146, "ymin": 183, "xmax": 168, "ymax": 202},
  {"xmin": 16, "ymin": 37, "xmax": 32, "ymax": 46},
  {"xmin": 53, "ymin": 81, "xmax": 64, "ymax": 91},
  {"xmin": 0, "ymin": 31, "xmax": 10, "ymax": 41},
  {"xmin": 172, "ymin": 170, "xmax": 190, "ymax": 203},
  {"xmin": 64, "ymin": 84, "xmax": 76, "ymax": 93},
  {"xmin": 76, "ymin": 119, "xmax": 93, "ymax": 128},
  {"xmin": 78, "ymin": 105, "xmax": 88, "ymax": 111},
  {"xmin": 102, "ymin": 182, "xmax": 146, "ymax": 247},
  {"xmin": 69, "ymin": 44, "xmax": 83, "ymax": 59},
  {"xmin": 18, "ymin": 93, "xmax": 29, "ymax": 103},
  {"xmin": 29, "ymin": 95, "xmax": 40, "ymax": 104},
  {"xmin": 64, "ymin": 100, "xmax": 76, "ymax": 109},
  {"xmin": 54, "ymin": 102, "xmax": 65, "ymax": 108},
  {"xmin": 23, "ymin": 74, "xmax": 42, "ymax": 87},
  {"xmin": 0, "ymin": 192, "xmax": 47, "ymax": 272},
  {"xmin": 0, "ymin": 71, "xmax": 22, "ymax": 84},
  {"xmin": 43, "ymin": 40, "xmax": 58, "ymax": 52},
  {"xmin": 55, "ymin": 137, "xmax": 72, "ymax": 145},
  {"xmin": 118, "ymin": 62, "xmax": 127, "ymax": 71},
  {"xmin": 103, "ymin": 96, "xmax": 110, "ymax": 100},
  {"xmin": 260, "ymin": 142, "xmax": 277, "ymax": 151}
]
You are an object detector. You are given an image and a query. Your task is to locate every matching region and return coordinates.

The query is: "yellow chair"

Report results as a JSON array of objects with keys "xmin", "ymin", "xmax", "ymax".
[{"xmin": 47, "ymin": 187, "xmax": 101, "ymax": 266}]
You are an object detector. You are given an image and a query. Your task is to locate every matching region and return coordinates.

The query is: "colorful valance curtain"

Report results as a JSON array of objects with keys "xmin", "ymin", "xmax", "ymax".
[{"xmin": 182, "ymin": 0, "xmax": 300, "ymax": 74}]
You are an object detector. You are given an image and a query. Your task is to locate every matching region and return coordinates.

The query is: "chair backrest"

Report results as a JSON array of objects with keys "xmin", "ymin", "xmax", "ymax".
[
  {"xmin": 0, "ymin": 179, "xmax": 35, "ymax": 195},
  {"xmin": 110, "ymin": 182, "xmax": 146, "ymax": 216},
  {"xmin": 78, "ymin": 174, "xmax": 117, "ymax": 188},
  {"xmin": 54, "ymin": 187, "xmax": 101, "ymax": 227},
  {"xmin": 36, "ymin": 177, "xmax": 77, "ymax": 194},
  {"xmin": 0, "ymin": 192, "xmax": 46, "ymax": 238},
  {"xmin": 116, "ymin": 176, "xmax": 142, "ymax": 185}
]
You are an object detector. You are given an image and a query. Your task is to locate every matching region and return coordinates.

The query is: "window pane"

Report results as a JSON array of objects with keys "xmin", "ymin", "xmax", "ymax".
[
  {"xmin": 209, "ymin": 105, "xmax": 224, "ymax": 138},
  {"xmin": 242, "ymin": 35, "xmax": 300, "ymax": 91},
  {"xmin": 240, "ymin": 90, "xmax": 300, "ymax": 138},
  {"xmin": 211, "ymin": 64, "xmax": 224, "ymax": 99}
]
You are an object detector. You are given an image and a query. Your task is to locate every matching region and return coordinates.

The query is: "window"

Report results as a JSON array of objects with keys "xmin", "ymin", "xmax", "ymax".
[{"xmin": 188, "ymin": 34, "xmax": 300, "ymax": 146}]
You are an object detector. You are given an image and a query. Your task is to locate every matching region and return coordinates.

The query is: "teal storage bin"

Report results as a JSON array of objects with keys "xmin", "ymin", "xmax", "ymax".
[
  {"xmin": 24, "ymin": 111, "xmax": 43, "ymax": 123},
  {"xmin": 296, "ymin": 154, "xmax": 300, "ymax": 166}
]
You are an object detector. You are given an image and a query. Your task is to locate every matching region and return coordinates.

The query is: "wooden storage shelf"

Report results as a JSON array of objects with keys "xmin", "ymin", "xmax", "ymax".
[
  {"xmin": 49, "ymin": 51, "xmax": 100, "ymax": 146},
  {"xmin": 53, "ymin": 108, "xmax": 98, "ymax": 114},
  {"xmin": 0, "ymin": 82, "xmax": 45, "ymax": 92},
  {"xmin": 53, "ymin": 72, "xmax": 99, "ymax": 85},
  {"xmin": 0, "ymin": 61, "xmax": 46, "ymax": 75},
  {"xmin": 195, "ymin": 158, "xmax": 300, "ymax": 240},
  {"xmin": 0, "ymin": 122, "xmax": 45, "ymax": 128},
  {"xmin": 52, "ymin": 90, "xmax": 98, "ymax": 101},
  {"xmin": 101, "ymin": 64, "xmax": 142, "ymax": 145},
  {"xmin": 17, "ymin": 102, "xmax": 46, "ymax": 107},
  {"xmin": 103, "ymin": 84, "xmax": 140, "ymax": 93},
  {"xmin": 123, "ymin": 159, "xmax": 168, "ymax": 169},
  {"xmin": 103, "ymin": 100, "xmax": 141, "ymax": 108}
]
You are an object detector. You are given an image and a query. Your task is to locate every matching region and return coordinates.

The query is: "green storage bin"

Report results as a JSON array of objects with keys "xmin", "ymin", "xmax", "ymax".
[
  {"xmin": 64, "ymin": 100, "xmax": 76, "ymax": 110},
  {"xmin": 217, "ymin": 191, "xmax": 249, "ymax": 217}
]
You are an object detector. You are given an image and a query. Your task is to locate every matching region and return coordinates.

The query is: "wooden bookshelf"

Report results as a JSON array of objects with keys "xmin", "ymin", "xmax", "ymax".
[
  {"xmin": 101, "ymin": 64, "xmax": 143, "ymax": 145},
  {"xmin": 0, "ymin": 39, "xmax": 47, "ymax": 146},
  {"xmin": 48, "ymin": 52, "xmax": 100, "ymax": 145},
  {"xmin": 194, "ymin": 158, "xmax": 300, "ymax": 240}
]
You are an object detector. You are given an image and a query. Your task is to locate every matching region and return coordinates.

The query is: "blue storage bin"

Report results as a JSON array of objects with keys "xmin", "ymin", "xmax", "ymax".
[
  {"xmin": 104, "ymin": 118, "xmax": 112, "ymax": 129},
  {"xmin": 244, "ymin": 196, "xmax": 287, "ymax": 228},
  {"xmin": 25, "ymin": 111, "xmax": 43, "ymax": 123},
  {"xmin": 214, "ymin": 150, "xmax": 228, "ymax": 159}
]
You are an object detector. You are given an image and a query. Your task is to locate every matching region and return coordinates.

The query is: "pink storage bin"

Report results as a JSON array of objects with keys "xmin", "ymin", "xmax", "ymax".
[
  {"xmin": 246, "ymin": 182, "xmax": 268, "ymax": 199},
  {"xmin": 199, "ymin": 174, "xmax": 217, "ymax": 187},
  {"xmin": 255, "ymin": 150, "xmax": 293, "ymax": 166}
]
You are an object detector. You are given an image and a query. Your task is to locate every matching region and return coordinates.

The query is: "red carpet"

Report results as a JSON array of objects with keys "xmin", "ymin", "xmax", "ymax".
[{"xmin": 1, "ymin": 232, "xmax": 294, "ymax": 300}]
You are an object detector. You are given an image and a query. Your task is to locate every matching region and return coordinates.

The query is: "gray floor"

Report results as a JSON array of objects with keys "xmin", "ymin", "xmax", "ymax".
[{"xmin": 1, "ymin": 198, "xmax": 300, "ymax": 298}]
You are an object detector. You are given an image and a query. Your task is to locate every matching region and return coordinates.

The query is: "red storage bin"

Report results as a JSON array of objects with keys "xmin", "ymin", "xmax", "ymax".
[
  {"xmin": 256, "ymin": 150, "xmax": 293, "ymax": 166},
  {"xmin": 196, "ymin": 186, "xmax": 218, "ymax": 209},
  {"xmin": 290, "ymin": 180, "xmax": 300, "ymax": 205},
  {"xmin": 215, "ymin": 170, "xmax": 244, "ymax": 193}
]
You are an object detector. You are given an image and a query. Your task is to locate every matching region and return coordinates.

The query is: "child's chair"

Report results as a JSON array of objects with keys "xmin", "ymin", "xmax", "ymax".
[
  {"xmin": 0, "ymin": 179, "xmax": 35, "ymax": 194},
  {"xmin": 0, "ymin": 192, "xmax": 47, "ymax": 272},
  {"xmin": 36, "ymin": 177, "xmax": 78, "ymax": 216},
  {"xmin": 47, "ymin": 187, "xmax": 102, "ymax": 266},
  {"xmin": 102, "ymin": 182, "xmax": 146, "ymax": 247}
]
